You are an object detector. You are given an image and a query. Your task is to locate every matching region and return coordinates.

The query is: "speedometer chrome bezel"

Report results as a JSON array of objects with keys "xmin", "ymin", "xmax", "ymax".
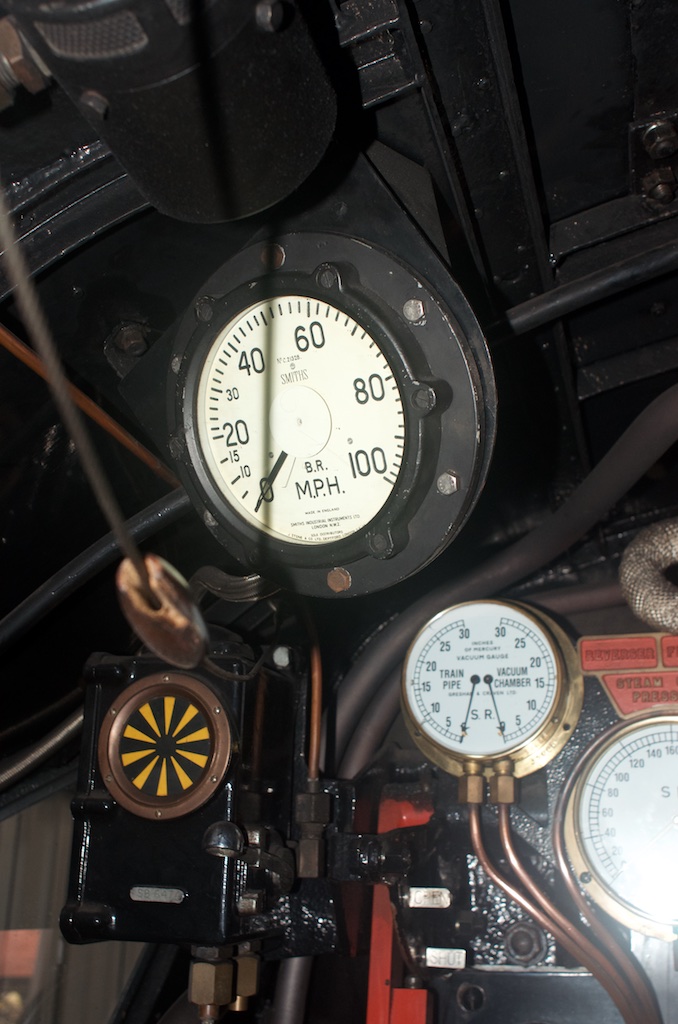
[
  {"xmin": 167, "ymin": 231, "xmax": 495, "ymax": 597},
  {"xmin": 562, "ymin": 711, "xmax": 678, "ymax": 942}
]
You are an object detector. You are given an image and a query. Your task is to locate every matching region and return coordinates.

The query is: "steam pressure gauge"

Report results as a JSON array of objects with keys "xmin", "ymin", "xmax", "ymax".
[
  {"xmin": 563, "ymin": 713, "xmax": 678, "ymax": 941},
  {"xmin": 401, "ymin": 600, "xmax": 583, "ymax": 777},
  {"xmin": 168, "ymin": 232, "xmax": 495, "ymax": 598}
]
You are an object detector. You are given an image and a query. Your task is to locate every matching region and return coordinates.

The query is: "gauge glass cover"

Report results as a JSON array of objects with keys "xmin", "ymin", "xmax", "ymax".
[
  {"xmin": 401, "ymin": 600, "xmax": 582, "ymax": 775},
  {"xmin": 98, "ymin": 673, "xmax": 232, "ymax": 820},
  {"xmin": 195, "ymin": 295, "xmax": 406, "ymax": 546},
  {"xmin": 404, "ymin": 602, "xmax": 560, "ymax": 758},
  {"xmin": 567, "ymin": 715, "xmax": 678, "ymax": 936}
]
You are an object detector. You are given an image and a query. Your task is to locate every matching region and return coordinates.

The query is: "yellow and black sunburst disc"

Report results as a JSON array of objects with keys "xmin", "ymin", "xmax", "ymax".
[{"xmin": 98, "ymin": 672, "xmax": 232, "ymax": 820}]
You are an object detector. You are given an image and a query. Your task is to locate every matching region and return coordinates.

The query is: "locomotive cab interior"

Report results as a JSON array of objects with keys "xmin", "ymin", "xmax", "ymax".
[{"xmin": 1, "ymin": 2, "xmax": 678, "ymax": 1023}]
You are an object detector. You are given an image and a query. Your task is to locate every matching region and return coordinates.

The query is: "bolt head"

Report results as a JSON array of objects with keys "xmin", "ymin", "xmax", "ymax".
[
  {"xmin": 403, "ymin": 298, "xmax": 425, "ymax": 323},
  {"xmin": 272, "ymin": 645, "xmax": 291, "ymax": 669},
  {"xmin": 643, "ymin": 121, "xmax": 678, "ymax": 160},
  {"xmin": 411, "ymin": 386, "xmax": 436, "ymax": 412},
  {"xmin": 327, "ymin": 567, "xmax": 351, "ymax": 593},
  {"xmin": 437, "ymin": 471, "xmax": 459, "ymax": 495},
  {"xmin": 80, "ymin": 89, "xmax": 108, "ymax": 120},
  {"xmin": 195, "ymin": 297, "xmax": 213, "ymax": 323},
  {"xmin": 255, "ymin": 0, "xmax": 286, "ymax": 31}
]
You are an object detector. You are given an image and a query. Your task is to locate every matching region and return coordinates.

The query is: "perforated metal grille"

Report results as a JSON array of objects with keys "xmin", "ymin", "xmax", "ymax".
[{"xmin": 35, "ymin": 12, "xmax": 148, "ymax": 60}]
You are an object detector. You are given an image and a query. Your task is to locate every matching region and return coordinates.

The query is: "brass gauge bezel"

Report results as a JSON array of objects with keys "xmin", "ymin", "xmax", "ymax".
[
  {"xmin": 401, "ymin": 600, "xmax": 583, "ymax": 778},
  {"xmin": 562, "ymin": 712, "xmax": 678, "ymax": 942},
  {"xmin": 98, "ymin": 672, "xmax": 232, "ymax": 820}
]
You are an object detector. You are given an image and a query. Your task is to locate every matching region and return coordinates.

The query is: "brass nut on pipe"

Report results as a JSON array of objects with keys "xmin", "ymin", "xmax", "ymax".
[
  {"xmin": 189, "ymin": 960, "xmax": 234, "ymax": 1008},
  {"xmin": 235, "ymin": 954, "xmax": 260, "ymax": 998},
  {"xmin": 489, "ymin": 761, "xmax": 517, "ymax": 804},
  {"xmin": 458, "ymin": 771, "xmax": 485, "ymax": 804}
]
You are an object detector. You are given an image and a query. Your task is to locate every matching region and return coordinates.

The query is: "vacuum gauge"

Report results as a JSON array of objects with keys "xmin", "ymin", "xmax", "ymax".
[{"xmin": 401, "ymin": 600, "xmax": 582, "ymax": 776}]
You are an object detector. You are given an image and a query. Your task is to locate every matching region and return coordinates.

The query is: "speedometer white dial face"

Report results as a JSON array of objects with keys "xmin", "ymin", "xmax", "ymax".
[
  {"xmin": 567, "ymin": 716, "xmax": 678, "ymax": 936},
  {"xmin": 195, "ymin": 296, "xmax": 405, "ymax": 545},
  {"xmin": 403, "ymin": 601, "xmax": 562, "ymax": 761}
]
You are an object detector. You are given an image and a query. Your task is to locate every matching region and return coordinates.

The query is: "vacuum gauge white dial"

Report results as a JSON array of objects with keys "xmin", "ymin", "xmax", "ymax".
[
  {"xmin": 401, "ymin": 600, "xmax": 582, "ymax": 776},
  {"xmin": 563, "ymin": 713, "xmax": 678, "ymax": 941},
  {"xmin": 195, "ymin": 295, "xmax": 405, "ymax": 545}
]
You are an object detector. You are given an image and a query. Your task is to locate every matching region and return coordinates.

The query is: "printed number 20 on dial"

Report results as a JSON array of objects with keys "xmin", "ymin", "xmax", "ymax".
[{"xmin": 196, "ymin": 296, "xmax": 405, "ymax": 546}]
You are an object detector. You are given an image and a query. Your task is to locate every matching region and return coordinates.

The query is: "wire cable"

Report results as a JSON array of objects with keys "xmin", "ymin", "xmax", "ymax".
[
  {"xmin": 0, "ymin": 487, "xmax": 191, "ymax": 653},
  {"xmin": 331, "ymin": 380, "xmax": 678, "ymax": 772},
  {"xmin": 0, "ymin": 321, "xmax": 179, "ymax": 487},
  {"xmin": 0, "ymin": 175, "xmax": 154, "ymax": 601}
]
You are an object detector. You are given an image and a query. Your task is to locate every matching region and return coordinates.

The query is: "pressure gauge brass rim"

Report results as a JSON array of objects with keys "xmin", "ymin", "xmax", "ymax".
[
  {"xmin": 98, "ymin": 672, "xmax": 232, "ymax": 820},
  {"xmin": 562, "ymin": 712, "xmax": 678, "ymax": 941},
  {"xmin": 401, "ymin": 600, "xmax": 583, "ymax": 778},
  {"xmin": 167, "ymin": 231, "xmax": 495, "ymax": 598}
]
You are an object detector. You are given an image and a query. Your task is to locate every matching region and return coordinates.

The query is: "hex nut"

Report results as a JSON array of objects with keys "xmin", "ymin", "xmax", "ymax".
[
  {"xmin": 489, "ymin": 772, "xmax": 516, "ymax": 804},
  {"xmin": 0, "ymin": 19, "xmax": 49, "ymax": 94},
  {"xmin": 437, "ymin": 471, "xmax": 459, "ymax": 495},
  {"xmin": 295, "ymin": 791, "xmax": 331, "ymax": 823},
  {"xmin": 458, "ymin": 773, "xmax": 484, "ymax": 804},
  {"xmin": 642, "ymin": 167, "xmax": 676, "ymax": 205},
  {"xmin": 189, "ymin": 960, "xmax": 234, "ymax": 1007},
  {"xmin": 403, "ymin": 298, "xmax": 425, "ymax": 323},
  {"xmin": 235, "ymin": 955, "xmax": 260, "ymax": 998},
  {"xmin": 643, "ymin": 121, "xmax": 678, "ymax": 160},
  {"xmin": 238, "ymin": 890, "xmax": 265, "ymax": 915}
]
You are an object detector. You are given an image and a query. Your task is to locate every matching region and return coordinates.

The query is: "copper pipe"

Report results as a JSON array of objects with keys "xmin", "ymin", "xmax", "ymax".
[
  {"xmin": 497, "ymin": 804, "xmax": 654, "ymax": 1024},
  {"xmin": 551, "ymin": 793, "xmax": 664, "ymax": 1024},
  {"xmin": 0, "ymin": 322, "xmax": 180, "ymax": 487},
  {"xmin": 306, "ymin": 641, "xmax": 323, "ymax": 782},
  {"xmin": 467, "ymin": 805, "xmax": 640, "ymax": 1024}
]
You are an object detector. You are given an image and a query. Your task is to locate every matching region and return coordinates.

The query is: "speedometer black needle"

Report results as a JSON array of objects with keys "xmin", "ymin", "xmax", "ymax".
[{"xmin": 255, "ymin": 450, "xmax": 288, "ymax": 512}]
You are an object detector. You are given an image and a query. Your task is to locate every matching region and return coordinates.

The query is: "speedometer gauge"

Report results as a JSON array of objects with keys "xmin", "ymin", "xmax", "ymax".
[
  {"xmin": 563, "ymin": 714, "xmax": 678, "ymax": 941},
  {"xmin": 195, "ymin": 295, "xmax": 405, "ymax": 545},
  {"xmin": 168, "ymin": 231, "xmax": 495, "ymax": 597},
  {"xmin": 401, "ymin": 600, "xmax": 583, "ymax": 776}
]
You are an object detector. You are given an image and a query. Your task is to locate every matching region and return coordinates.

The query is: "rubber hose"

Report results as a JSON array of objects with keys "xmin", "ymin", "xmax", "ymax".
[
  {"xmin": 0, "ymin": 487, "xmax": 191, "ymax": 653},
  {"xmin": 506, "ymin": 237, "xmax": 678, "ymax": 335},
  {"xmin": 270, "ymin": 957, "xmax": 314, "ymax": 1024},
  {"xmin": 619, "ymin": 518, "xmax": 678, "ymax": 632},
  {"xmin": 333, "ymin": 381, "xmax": 678, "ymax": 771},
  {"xmin": 0, "ymin": 706, "xmax": 83, "ymax": 791}
]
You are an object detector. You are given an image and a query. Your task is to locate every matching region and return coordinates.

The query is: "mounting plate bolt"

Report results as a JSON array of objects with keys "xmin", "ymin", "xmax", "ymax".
[{"xmin": 437, "ymin": 471, "xmax": 459, "ymax": 495}]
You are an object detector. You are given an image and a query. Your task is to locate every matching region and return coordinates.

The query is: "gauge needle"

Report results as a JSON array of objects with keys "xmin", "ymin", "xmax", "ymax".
[
  {"xmin": 484, "ymin": 674, "xmax": 506, "ymax": 739},
  {"xmin": 255, "ymin": 451, "xmax": 288, "ymax": 512},
  {"xmin": 460, "ymin": 675, "xmax": 479, "ymax": 740}
]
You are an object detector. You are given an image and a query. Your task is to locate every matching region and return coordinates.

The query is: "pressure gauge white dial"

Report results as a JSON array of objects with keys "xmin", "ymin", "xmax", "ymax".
[
  {"xmin": 563, "ymin": 714, "xmax": 678, "ymax": 941},
  {"xmin": 401, "ymin": 600, "xmax": 582, "ymax": 776},
  {"xmin": 195, "ymin": 295, "xmax": 405, "ymax": 545}
]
